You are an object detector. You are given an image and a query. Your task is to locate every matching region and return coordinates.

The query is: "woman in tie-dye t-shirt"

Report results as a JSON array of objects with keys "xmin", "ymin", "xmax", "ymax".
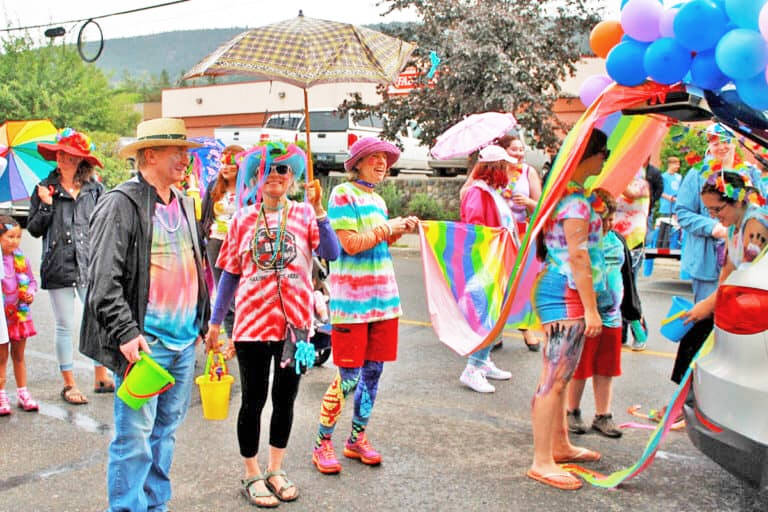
[
  {"xmin": 527, "ymin": 129, "xmax": 609, "ymax": 492},
  {"xmin": 312, "ymin": 137, "xmax": 418, "ymax": 475}
]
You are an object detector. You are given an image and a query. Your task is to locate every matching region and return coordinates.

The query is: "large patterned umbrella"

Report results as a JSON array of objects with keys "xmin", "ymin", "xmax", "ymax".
[
  {"xmin": 183, "ymin": 11, "xmax": 416, "ymax": 180},
  {"xmin": 0, "ymin": 120, "xmax": 57, "ymax": 201}
]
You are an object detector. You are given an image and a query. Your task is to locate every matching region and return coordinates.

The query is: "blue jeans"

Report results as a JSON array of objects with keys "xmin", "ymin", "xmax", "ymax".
[
  {"xmin": 107, "ymin": 339, "xmax": 196, "ymax": 512},
  {"xmin": 48, "ymin": 286, "xmax": 104, "ymax": 371},
  {"xmin": 468, "ymin": 345, "xmax": 492, "ymax": 367}
]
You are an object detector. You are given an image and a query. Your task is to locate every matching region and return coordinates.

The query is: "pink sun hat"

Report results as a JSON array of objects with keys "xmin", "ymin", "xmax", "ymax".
[{"xmin": 344, "ymin": 137, "xmax": 400, "ymax": 171}]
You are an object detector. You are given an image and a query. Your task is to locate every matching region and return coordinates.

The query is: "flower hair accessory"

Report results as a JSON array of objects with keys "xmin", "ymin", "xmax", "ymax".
[
  {"xmin": 701, "ymin": 166, "xmax": 766, "ymax": 207},
  {"xmin": 56, "ymin": 128, "xmax": 94, "ymax": 154}
]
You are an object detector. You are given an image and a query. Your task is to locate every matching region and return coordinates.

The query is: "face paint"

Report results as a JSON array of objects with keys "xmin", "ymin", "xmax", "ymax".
[{"xmin": 535, "ymin": 322, "xmax": 586, "ymax": 397}]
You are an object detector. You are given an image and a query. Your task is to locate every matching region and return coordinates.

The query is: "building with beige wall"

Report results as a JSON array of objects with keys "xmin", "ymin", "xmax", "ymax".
[{"xmin": 162, "ymin": 57, "xmax": 608, "ymax": 139}]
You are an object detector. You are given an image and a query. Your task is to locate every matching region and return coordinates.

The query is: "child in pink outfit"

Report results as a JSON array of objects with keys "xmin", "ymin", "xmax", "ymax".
[{"xmin": 0, "ymin": 217, "xmax": 38, "ymax": 415}]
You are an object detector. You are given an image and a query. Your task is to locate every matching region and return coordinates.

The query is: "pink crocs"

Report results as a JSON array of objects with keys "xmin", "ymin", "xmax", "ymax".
[
  {"xmin": 343, "ymin": 433, "xmax": 381, "ymax": 465},
  {"xmin": 17, "ymin": 388, "xmax": 38, "ymax": 412}
]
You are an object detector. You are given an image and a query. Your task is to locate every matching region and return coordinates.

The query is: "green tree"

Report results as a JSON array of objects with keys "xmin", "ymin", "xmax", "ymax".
[
  {"xmin": 339, "ymin": 0, "xmax": 599, "ymax": 152},
  {"xmin": 0, "ymin": 35, "xmax": 140, "ymax": 135}
]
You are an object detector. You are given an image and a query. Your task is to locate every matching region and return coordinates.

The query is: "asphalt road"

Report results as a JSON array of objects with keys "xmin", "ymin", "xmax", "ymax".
[{"xmin": 1, "ymin": 236, "xmax": 767, "ymax": 511}]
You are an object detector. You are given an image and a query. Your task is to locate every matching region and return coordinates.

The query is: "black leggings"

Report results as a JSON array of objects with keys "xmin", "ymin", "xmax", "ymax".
[{"xmin": 235, "ymin": 341, "xmax": 301, "ymax": 457}]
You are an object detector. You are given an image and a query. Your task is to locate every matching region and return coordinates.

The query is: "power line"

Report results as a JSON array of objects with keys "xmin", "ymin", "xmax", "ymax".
[{"xmin": 0, "ymin": 0, "xmax": 190, "ymax": 32}]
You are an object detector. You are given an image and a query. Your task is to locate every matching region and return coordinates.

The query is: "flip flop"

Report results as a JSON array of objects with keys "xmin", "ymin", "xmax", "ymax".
[
  {"xmin": 526, "ymin": 469, "xmax": 582, "ymax": 490},
  {"xmin": 553, "ymin": 447, "xmax": 602, "ymax": 464},
  {"xmin": 61, "ymin": 386, "xmax": 88, "ymax": 405},
  {"xmin": 94, "ymin": 381, "xmax": 115, "ymax": 394}
]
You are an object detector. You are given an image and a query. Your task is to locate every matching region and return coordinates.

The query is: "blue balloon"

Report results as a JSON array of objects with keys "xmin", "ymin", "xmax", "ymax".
[
  {"xmin": 644, "ymin": 37, "xmax": 692, "ymax": 84},
  {"xmin": 606, "ymin": 40, "xmax": 650, "ymax": 86},
  {"xmin": 735, "ymin": 73, "xmax": 768, "ymax": 110},
  {"xmin": 690, "ymin": 50, "xmax": 731, "ymax": 90},
  {"xmin": 715, "ymin": 29, "xmax": 768, "ymax": 80},
  {"xmin": 725, "ymin": 0, "xmax": 768, "ymax": 30},
  {"xmin": 674, "ymin": 0, "xmax": 729, "ymax": 51}
]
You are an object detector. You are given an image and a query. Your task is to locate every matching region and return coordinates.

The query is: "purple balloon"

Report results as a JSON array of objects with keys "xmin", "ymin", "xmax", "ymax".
[
  {"xmin": 621, "ymin": 0, "xmax": 664, "ymax": 42},
  {"xmin": 659, "ymin": 8, "xmax": 679, "ymax": 38},
  {"xmin": 579, "ymin": 75, "xmax": 613, "ymax": 107}
]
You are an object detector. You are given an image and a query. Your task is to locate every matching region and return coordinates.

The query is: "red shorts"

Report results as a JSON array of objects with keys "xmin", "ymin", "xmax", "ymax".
[
  {"xmin": 331, "ymin": 318, "xmax": 399, "ymax": 368},
  {"xmin": 572, "ymin": 326, "xmax": 622, "ymax": 379}
]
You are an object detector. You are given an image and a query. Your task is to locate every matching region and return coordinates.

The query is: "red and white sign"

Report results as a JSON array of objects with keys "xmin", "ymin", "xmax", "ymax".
[{"xmin": 387, "ymin": 66, "xmax": 438, "ymax": 96}]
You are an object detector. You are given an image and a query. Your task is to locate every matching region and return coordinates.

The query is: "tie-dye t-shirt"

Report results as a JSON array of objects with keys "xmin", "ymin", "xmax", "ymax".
[
  {"xmin": 216, "ymin": 201, "xmax": 319, "ymax": 341},
  {"xmin": 144, "ymin": 197, "xmax": 199, "ymax": 349},
  {"xmin": 327, "ymin": 182, "xmax": 402, "ymax": 324},
  {"xmin": 544, "ymin": 185, "xmax": 605, "ymax": 292},
  {"xmin": 596, "ymin": 230, "xmax": 625, "ymax": 328},
  {"xmin": 614, "ymin": 177, "xmax": 650, "ymax": 250}
]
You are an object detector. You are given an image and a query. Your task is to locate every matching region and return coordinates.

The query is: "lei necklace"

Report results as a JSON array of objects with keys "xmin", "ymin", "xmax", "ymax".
[
  {"xmin": 2, "ymin": 250, "xmax": 31, "ymax": 323},
  {"xmin": 499, "ymin": 165, "xmax": 524, "ymax": 199}
]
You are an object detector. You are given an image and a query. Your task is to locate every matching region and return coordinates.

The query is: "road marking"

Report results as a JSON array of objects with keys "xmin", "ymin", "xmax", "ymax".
[{"xmin": 400, "ymin": 319, "xmax": 676, "ymax": 358}]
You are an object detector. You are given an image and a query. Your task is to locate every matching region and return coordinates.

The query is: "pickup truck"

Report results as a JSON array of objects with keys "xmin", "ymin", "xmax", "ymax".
[
  {"xmin": 215, "ymin": 110, "xmax": 431, "ymax": 176},
  {"xmin": 0, "ymin": 199, "xmax": 30, "ymax": 228}
]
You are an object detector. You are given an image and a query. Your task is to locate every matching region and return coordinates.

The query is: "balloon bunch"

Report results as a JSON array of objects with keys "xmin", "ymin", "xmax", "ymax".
[{"xmin": 582, "ymin": 0, "xmax": 768, "ymax": 111}]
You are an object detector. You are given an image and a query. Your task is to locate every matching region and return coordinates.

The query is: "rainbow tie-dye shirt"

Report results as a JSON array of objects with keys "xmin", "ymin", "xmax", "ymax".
[
  {"xmin": 144, "ymin": 197, "xmax": 199, "ymax": 349},
  {"xmin": 327, "ymin": 182, "xmax": 402, "ymax": 324}
]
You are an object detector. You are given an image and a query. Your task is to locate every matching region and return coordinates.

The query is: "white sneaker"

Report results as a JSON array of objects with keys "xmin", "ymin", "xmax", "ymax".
[
  {"xmin": 631, "ymin": 339, "xmax": 647, "ymax": 352},
  {"xmin": 460, "ymin": 365, "xmax": 496, "ymax": 393},
  {"xmin": 480, "ymin": 359, "xmax": 512, "ymax": 380}
]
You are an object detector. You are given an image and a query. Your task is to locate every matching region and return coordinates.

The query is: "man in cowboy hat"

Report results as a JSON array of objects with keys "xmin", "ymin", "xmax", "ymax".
[{"xmin": 80, "ymin": 118, "xmax": 210, "ymax": 512}]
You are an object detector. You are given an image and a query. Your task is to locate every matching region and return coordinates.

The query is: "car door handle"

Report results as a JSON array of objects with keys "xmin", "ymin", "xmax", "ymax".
[{"xmin": 317, "ymin": 134, "xmax": 326, "ymax": 138}]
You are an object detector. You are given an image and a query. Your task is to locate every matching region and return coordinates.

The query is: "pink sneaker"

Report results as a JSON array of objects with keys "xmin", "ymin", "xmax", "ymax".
[
  {"xmin": 0, "ymin": 391, "xmax": 11, "ymax": 416},
  {"xmin": 16, "ymin": 388, "xmax": 38, "ymax": 412},
  {"xmin": 343, "ymin": 433, "xmax": 381, "ymax": 465},
  {"xmin": 312, "ymin": 439, "xmax": 342, "ymax": 474}
]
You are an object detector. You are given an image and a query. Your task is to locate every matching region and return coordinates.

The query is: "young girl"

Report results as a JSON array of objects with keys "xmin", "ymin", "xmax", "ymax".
[{"xmin": 0, "ymin": 216, "xmax": 38, "ymax": 415}]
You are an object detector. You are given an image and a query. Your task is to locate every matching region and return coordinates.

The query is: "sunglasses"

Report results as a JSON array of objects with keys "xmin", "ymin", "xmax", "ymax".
[
  {"xmin": 270, "ymin": 164, "xmax": 291, "ymax": 175},
  {"xmin": 706, "ymin": 203, "xmax": 728, "ymax": 215}
]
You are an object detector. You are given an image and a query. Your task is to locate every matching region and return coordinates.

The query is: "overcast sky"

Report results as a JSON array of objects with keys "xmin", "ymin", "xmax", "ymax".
[
  {"xmin": 1, "ymin": 0, "xmax": 422, "ymax": 41},
  {"xmin": 1, "ymin": 0, "xmax": 632, "ymax": 42}
]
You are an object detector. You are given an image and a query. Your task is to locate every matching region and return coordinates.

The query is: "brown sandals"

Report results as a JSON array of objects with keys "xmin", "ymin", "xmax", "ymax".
[{"xmin": 61, "ymin": 386, "xmax": 88, "ymax": 405}]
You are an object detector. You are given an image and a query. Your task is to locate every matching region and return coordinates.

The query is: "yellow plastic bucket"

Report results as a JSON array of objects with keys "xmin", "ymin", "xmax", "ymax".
[
  {"xmin": 196, "ymin": 350, "xmax": 233, "ymax": 420},
  {"xmin": 196, "ymin": 373, "xmax": 234, "ymax": 420},
  {"xmin": 117, "ymin": 352, "xmax": 175, "ymax": 411}
]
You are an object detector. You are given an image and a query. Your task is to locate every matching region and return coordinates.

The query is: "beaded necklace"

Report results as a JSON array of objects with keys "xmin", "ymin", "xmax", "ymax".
[
  {"xmin": 155, "ymin": 198, "xmax": 182, "ymax": 232},
  {"xmin": 257, "ymin": 201, "xmax": 291, "ymax": 267}
]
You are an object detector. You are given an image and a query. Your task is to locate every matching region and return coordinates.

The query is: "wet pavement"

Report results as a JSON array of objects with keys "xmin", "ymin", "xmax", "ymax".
[{"xmin": 1, "ymin": 236, "xmax": 767, "ymax": 511}]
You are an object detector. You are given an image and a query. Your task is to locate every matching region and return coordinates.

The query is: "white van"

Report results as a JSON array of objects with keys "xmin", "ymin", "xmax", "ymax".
[{"xmin": 215, "ymin": 109, "xmax": 431, "ymax": 176}]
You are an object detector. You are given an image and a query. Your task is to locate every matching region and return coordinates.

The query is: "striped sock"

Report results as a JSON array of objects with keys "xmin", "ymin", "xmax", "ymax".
[
  {"xmin": 348, "ymin": 420, "xmax": 366, "ymax": 444},
  {"xmin": 315, "ymin": 431, "xmax": 332, "ymax": 448}
]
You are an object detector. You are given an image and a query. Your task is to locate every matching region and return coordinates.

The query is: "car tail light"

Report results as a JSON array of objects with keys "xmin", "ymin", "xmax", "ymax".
[
  {"xmin": 348, "ymin": 133, "xmax": 358, "ymax": 148},
  {"xmin": 294, "ymin": 133, "xmax": 299, "ymax": 143},
  {"xmin": 714, "ymin": 285, "xmax": 768, "ymax": 334},
  {"xmin": 260, "ymin": 133, "xmax": 270, "ymax": 141}
]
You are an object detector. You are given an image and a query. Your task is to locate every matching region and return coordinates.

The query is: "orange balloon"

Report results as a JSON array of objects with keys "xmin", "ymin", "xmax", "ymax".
[{"xmin": 590, "ymin": 20, "xmax": 624, "ymax": 59}]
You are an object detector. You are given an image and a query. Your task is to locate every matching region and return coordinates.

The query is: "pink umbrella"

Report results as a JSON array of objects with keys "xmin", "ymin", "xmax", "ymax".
[{"xmin": 430, "ymin": 112, "xmax": 518, "ymax": 160}]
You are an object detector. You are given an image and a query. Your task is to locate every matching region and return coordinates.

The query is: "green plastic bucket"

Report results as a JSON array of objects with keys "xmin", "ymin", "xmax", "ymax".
[{"xmin": 117, "ymin": 352, "xmax": 175, "ymax": 410}]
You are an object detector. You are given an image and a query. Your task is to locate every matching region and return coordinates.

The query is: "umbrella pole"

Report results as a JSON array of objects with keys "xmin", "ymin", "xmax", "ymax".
[{"xmin": 304, "ymin": 88, "xmax": 313, "ymax": 182}]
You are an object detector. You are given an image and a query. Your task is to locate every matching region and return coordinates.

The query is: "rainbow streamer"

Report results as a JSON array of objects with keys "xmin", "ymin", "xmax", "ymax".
[
  {"xmin": 419, "ymin": 221, "xmax": 517, "ymax": 356},
  {"xmin": 471, "ymin": 82, "xmax": 683, "ymax": 353},
  {"xmin": 566, "ymin": 333, "xmax": 714, "ymax": 488}
]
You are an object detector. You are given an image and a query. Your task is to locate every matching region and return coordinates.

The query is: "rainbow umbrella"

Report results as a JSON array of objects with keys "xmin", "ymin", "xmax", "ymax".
[{"xmin": 0, "ymin": 120, "xmax": 58, "ymax": 201}]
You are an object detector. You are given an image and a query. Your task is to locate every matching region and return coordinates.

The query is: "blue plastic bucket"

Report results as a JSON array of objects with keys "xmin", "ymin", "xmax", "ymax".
[
  {"xmin": 643, "ymin": 257, "xmax": 654, "ymax": 276},
  {"xmin": 660, "ymin": 296, "xmax": 694, "ymax": 342}
]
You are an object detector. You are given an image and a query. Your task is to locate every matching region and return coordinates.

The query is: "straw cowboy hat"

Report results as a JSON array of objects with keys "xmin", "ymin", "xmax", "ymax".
[
  {"xmin": 38, "ymin": 128, "xmax": 104, "ymax": 168},
  {"xmin": 118, "ymin": 118, "xmax": 203, "ymax": 159}
]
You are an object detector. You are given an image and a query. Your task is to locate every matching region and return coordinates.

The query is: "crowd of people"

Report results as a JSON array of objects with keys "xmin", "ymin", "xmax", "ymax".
[{"xmin": 0, "ymin": 114, "xmax": 766, "ymax": 507}]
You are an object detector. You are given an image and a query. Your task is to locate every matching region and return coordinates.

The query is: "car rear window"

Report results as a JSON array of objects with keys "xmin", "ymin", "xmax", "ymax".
[
  {"xmin": 265, "ymin": 114, "xmax": 302, "ymax": 130},
  {"xmin": 299, "ymin": 111, "xmax": 349, "ymax": 132}
]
